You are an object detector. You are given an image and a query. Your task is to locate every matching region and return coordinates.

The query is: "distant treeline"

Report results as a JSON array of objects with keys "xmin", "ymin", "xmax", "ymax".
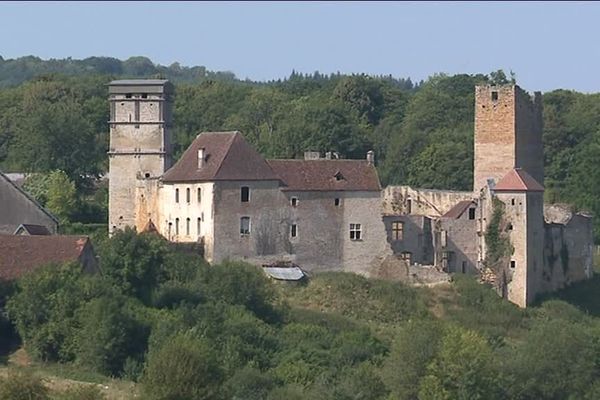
[{"xmin": 0, "ymin": 56, "xmax": 597, "ymax": 240}]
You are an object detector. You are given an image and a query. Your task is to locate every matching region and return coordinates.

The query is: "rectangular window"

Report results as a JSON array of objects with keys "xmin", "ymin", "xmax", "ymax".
[
  {"xmin": 334, "ymin": 198, "xmax": 341, "ymax": 206},
  {"xmin": 186, "ymin": 218, "xmax": 190, "ymax": 235},
  {"xmin": 392, "ymin": 221, "xmax": 404, "ymax": 240},
  {"xmin": 291, "ymin": 197, "xmax": 298, "ymax": 207},
  {"xmin": 197, "ymin": 188, "xmax": 202, "ymax": 203},
  {"xmin": 240, "ymin": 217, "xmax": 251, "ymax": 235},
  {"xmin": 491, "ymin": 91, "xmax": 499, "ymax": 101},
  {"xmin": 461, "ymin": 261, "xmax": 467, "ymax": 273},
  {"xmin": 349, "ymin": 223, "xmax": 362, "ymax": 241},
  {"xmin": 406, "ymin": 199, "xmax": 412, "ymax": 214},
  {"xmin": 110, "ymin": 101, "xmax": 115, "ymax": 121},
  {"xmin": 197, "ymin": 218, "xmax": 202, "ymax": 236},
  {"xmin": 241, "ymin": 186, "xmax": 250, "ymax": 202},
  {"xmin": 175, "ymin": 218, "xmax": 179, "ymax": 236},
  {"xmin": 290, "ymin": 224, "xmax": 298, "ymax": 238},
  {"xmin": 134, "ymin": 100, "xmax": 140, "ymax": 121},
  {"xmin": 468, "ymin": 208, "xmax": 476, "ymax": 220},
  {"xmin": 186, "ymin": 188, "xmax": 191, "ymax": 203},
  {"xmin": 175, "ymin": 188, "xmax": 179, "ymax": 203},
  {"xmin": 510, "ymin": 260, "xmax": 516, "ymax": 269},
  {"xmin": 401, "ymin": 252, "xmax": 412, "ymax": 264}
]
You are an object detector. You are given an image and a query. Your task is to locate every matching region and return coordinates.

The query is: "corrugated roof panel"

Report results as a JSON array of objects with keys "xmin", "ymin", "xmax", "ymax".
[{"xmin": 262, "ymin": 266, "xmax": 305, "ymax": 281}]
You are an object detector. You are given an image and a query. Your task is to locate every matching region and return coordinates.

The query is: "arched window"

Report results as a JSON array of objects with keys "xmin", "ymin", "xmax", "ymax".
[
  {"xmin": 186, "ymin": 188, "xmax": 191, "ymax": 203},
  {"xmin": 175, "ymin": 188, "xmax": 179, "ymax": 203},
  {"xmin": 175, "ymin": 218, "xmax": 179, "ymax": 235},
  {"xmin": 186, "ymin": 218, "xmax": 190, "ymax": 235}
]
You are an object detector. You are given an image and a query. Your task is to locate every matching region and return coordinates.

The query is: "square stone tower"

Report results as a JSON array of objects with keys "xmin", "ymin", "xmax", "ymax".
[
  {"xmin": 108, "ymin": 79, "xmax": 173, "ymax": 234},
  {"xmin": 473, "ymin": 85, "xmax": 543, "ymax": 192}
]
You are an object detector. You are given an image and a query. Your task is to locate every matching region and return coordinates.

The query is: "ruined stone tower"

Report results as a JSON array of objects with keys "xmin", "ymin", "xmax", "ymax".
[
  {"xmin": 108, "ymin": 80, "xmax": 173, "ymax": 234},
  {"xmin": 473, "ymin": 85, "xmax": 543, "ymax": 192}
]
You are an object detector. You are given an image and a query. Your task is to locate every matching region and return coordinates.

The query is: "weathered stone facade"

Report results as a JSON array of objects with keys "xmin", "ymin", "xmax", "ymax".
[{"xmin": 108, "ymin": 81, "xmax": 593, "ymax": 308}]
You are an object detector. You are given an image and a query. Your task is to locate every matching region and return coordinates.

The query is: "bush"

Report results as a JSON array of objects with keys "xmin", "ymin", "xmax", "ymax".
[
  {"xmin": 74, "ymin": 296, "xmax": 150, "ymax": 376},
  {"xmin": 0, "ymin": 370, "xmax": 48, "ymax": 400},
  {"xmin": 223, "ymin": 367, "xmax": 276, "ymax": 400},
  {"xmin": 142, "ymin": 333, "xmax": 222, "ymax": 400}
]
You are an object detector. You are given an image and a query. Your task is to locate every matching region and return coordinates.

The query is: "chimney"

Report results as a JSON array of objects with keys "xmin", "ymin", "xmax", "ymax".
[
  {"xmin": 198, "ymin": 147, "xmax": 205, "ymax": 169},
  {"xmin": 325, "ymin": 151, "xmax": 332, "ymax": 160},
  {"xmin": 366, "ymin": 150, "xmax": 375, "ymax": 165}
]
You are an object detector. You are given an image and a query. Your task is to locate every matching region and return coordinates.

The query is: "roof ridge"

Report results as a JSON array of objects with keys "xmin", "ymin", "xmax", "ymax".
[{"xmin": 0, "ymin": 170, "xmax": 59, "ymax": 225}]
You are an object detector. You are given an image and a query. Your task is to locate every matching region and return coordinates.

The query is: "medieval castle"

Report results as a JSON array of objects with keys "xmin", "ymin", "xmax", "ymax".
[{"xmin": 107, "ymin": 80, "xmax": 594, "ymax": 308}]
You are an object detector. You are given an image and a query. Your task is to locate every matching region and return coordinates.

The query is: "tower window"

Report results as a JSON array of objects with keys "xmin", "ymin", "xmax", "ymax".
[
  {"xmin": 186, "ymin": 188, "xmax": 190, "ymax": 203},
  {"xmin": 510, "ymin": 260, "xmax": 516, "ymax": 269},
  {"xmin": 290, "ymin": 224, "xmax": 298, "ymax": 238},
  {"xmin": 334, "ymin": 198, "xmax": 341, "ymax": 206},
  {"xmin": 511, "ymin": 198, "xmax": 515, "ymax": 205},
  {"xmin": 186, "ymin": 218, "xmax": 190, "ymax": 235},
  {"xmin": 141, "ymin": 93, "xmax": 148, "ymax": 99},
  {"xmin": 392, "ymin": 221, "xmax": 404, "ymax": 240},
  {"xmin": 134, "ymin": 101, "xmax": 140, "ymax": 122},
  {"xmin": 240, "ymin": 217, "xmax": 251, "ymax": 235},
  {"xmin": 197, "ymin": 188, "xmax": 202, "ymax": 203},
  {"xmin": 349, "ymin": 223, "xmax": 362, "ymax": 240},
  {"xmin": 175, "ymin": 218, "xmax": 179, "ymax": 236},
  {"xmin": 468, "ymin": 208, "xmax": 476, "ymax": 220},
  {"xmin": 406, "ymin": 199, "xmax": 412, "ymax": 214},
  {"xmin": 291, "ymin": 197, "xmax": 298, "ymax": 207},
  {"xmin": 175, "ymin": 188, "xmax": 179, "ymax": 203},
  {"xmin": 241, "ymin": 186, "xmax": 250, "ymax": 202},
  {"xmin": 491, "ymin": 91, "xmax": 499, "ymax": 101},
  {"xmin": 126, "ymin": 94, "xmax": 132, "ymax": 99}
]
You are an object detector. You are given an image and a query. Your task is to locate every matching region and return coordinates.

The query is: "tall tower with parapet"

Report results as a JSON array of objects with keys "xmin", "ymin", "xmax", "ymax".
[
  {"xmin": 473, "ymin": 85, "xmax": 543, "ymax": 192},
  {"xmin": 107, "ymin": 79, "xmax": 173, "ymax": 234}
]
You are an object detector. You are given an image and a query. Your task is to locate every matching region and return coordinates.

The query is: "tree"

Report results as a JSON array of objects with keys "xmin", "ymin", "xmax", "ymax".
[
  {"xmin": 46, "ymin": 170, "xmax": 77, "ymax": 222},
  {"xmin": 142, "ymin": 333, "xmax": 222, "ymax": 400}
]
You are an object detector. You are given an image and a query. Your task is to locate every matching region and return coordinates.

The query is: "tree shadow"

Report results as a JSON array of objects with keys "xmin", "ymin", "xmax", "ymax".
[{"xmin": 538, "ymin": 274, "xmax": 600, "ymax": 317}]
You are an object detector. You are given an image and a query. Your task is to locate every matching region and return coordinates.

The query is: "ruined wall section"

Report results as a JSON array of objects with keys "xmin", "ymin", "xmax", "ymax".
[
  {"xmin": 382, "ymin": 186, "xmax": 473, "ymax": 217},
  {"xmin": 515, "ymin": 88, "xmax": 544, "ymax": 186}
]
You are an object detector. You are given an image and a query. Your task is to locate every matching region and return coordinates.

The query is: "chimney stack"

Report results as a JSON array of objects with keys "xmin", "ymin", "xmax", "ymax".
[
  {"xmin": 304, "ymin": 151, "xmax": 321, "ymax": 160},
  {"xmin": 198, "ymin": 147, "xmax": 205, "ymax": 169},
  {"xmin": 366, "ymin": 150, "xmax": 375, "ymax": 165}
]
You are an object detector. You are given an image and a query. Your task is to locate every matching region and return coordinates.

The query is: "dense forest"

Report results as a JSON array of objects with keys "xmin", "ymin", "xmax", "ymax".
[
  {"xmin": 0, "ymin": 56, "xmax": 599, "ymax": 399},
  {"xmin": 1, "ymin": 229, "xmax": 599, "ymax": 399},
  {"xmin": 0, "ymin": 55, "xmax": 598, "ymax": 240}
]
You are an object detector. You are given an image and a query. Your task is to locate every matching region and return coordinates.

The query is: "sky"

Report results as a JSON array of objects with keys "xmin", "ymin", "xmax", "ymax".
[{"xmin": 1, "ymin": 1, "xmax": 599, "ymax": 93}]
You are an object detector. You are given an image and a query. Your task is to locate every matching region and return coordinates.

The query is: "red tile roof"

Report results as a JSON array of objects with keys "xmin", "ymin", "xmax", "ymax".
[
  {"xmin": 494, "ymin": 168, "xmax": 544, "ymax": 192},
  {"xmin": 0, "ymin": 235, "xmax": 90, "ymax": 281},
  {"xmin": 162, "ymin": 132, "xmax": 279, "ymax": 183},
  {"xmin": 442, "ymin": 200, "xmax": 476, "ymax": 219},
  {"xmin": 268, "ymin": 159, "xmax": 381, "ymax": 192}
]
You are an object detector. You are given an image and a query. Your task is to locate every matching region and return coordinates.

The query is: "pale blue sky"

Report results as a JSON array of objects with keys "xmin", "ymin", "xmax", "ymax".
[{"xmin": 1, "ymin": 1, "xmax": 598, "ymax": 92}]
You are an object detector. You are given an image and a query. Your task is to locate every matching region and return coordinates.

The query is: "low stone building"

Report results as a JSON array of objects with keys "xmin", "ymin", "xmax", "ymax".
[
  {"xmin": 0, "ymin": 171, "xmax": 58, "ymax": 235},
  {"xmin": 0, "ymin": 235, "xmax": 99, "ymax": 281}
]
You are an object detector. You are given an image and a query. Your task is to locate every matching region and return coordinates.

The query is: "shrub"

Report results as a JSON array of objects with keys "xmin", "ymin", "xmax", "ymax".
[
  {"xmin": 0, "ymin": 370, "xmax": 48, "ymax": 400},
  {"xmin": 223, "ymin": 367, "xmax": 276, "ymax": 400},
  {"xmin": 142, "ymin": 333, "xmax": 222, "ymax": 400},
  {"xmin": 54, "ymin": 385, "xmax": 105, "ymax": 400}
]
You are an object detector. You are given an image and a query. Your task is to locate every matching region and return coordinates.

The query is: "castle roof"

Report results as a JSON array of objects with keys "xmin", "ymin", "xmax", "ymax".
[
  {"xmin": 493, "ymin": 168, "xmax": 544, "ymax": 192},
  {"xmin": 268, "ymin": 159, "xmax": 381, "ymax": 192},
  {"xmin": 0, "ymin": 235, "xmax": 91, "ymax": 281},
  {"xmin": 162, "ymin": 131, "xmax": 279, "ymax": 183}
]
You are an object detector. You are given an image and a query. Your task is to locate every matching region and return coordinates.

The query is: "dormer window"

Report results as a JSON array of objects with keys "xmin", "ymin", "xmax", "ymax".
[
  {"xmin": 334, "ymin": 171, "xmax": 344, "ymax": 181},
  {"xmin": 291, "ymin": 197, "xmax": 298, "ymax": 207}
]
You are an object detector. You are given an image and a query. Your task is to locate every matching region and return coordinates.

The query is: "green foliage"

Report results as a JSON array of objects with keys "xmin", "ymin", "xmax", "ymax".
[
  {"xmin": 45, "ymin": 170, "xmax": 77, "ymax": 222},
  {"xmin": 484, "ymin": 197, "xmax": 513, "ymax": 267},
  {"xmin": 141, "ymin": 333, "xmax": 222, "ymax": 400},
  {"xmin": 53, "ymin": 385, "xmax": 106, "ymax": 400},
  {"xmin": 0, "ymin": 370, "xmax": 49, "ymax": 400}
]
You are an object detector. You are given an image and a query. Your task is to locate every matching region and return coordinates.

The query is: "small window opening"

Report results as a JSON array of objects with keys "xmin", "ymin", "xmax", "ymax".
[
  {"xmin": 468, "ymin": 208, "xmax": 476, "ymax": 220},
  {"xmin": 144, "ymin": 172, "xmax": 150, "ymax": 178},
  {"xmin": 511, "ymin": 198, "xmax": 515, "ymax": 206},
  {"xmin": 334, "ymin": 198, "xmax": 341, "ymax": 206},
  {"xmin": 401, "ymin": 251, "xmax": 412, "ymax": 264},
  {"xmin": 141, "ymin": 93, "xmax": 148, "ymax": 99},
  {"xmin": 240, "ymin": 217, "xmax": 251, "ymax": 235},
  {"xmin": 392, "ymin": 221, "xmax": 404, "ymax": 241},
  {"xmin": 197, "ymin": 188, "xmax": 202, "ymax": 203},
  {"xmin": 334, "ymin": 171, "xmax": 344, "ymax": 181},
  {"xmin": 175, "ymin": 188, "xmax": 179, "ymax": 203},
  {"xmin": 507, "ymin": 223, "xmax": 513, "ymax": 231},
  {"xmin": 406, "ymin": 199, "xmax": 412, "ymax": 214},
  {"xmin": 290, "ymin": 224, "xmax": 298, "ymax": 238},
  {"xmin": 175, "ymin": 218, "xmax": 180, "ymax": 235},
  {"xmin": 186, "ymin": 218, "xmax": 190, "ymax": 235},
  {"xmin": 291, "ymin": 197, "xmax": 298, "ymax": 207},
  {"xmin": 461, "ymin": 261, "xmax": 467, "ymax": 273},
  {"xmin": 186, "ymin": 188, "xmax": 191, "ymax": 203},
  {"xmin": 197, "ymin": 218, "xmax": 202, "ymax": 236},
  {"xmin": 491, "ymin": 91, "xmax": 499, "ymax": 101},
  {"xmin": 510, "ymin": 260, "xmax": 516, "ymax": 269},
  {"xmin": 241, "ymin": 186, "xmax": 250, "ymax": 202},
  {"xmin": 126, "ymin": 94, "xmax": 132, "ymax": 99},
  {"xmin": 349, "ymin": 223, "xmax": 362, "ymax": 241}
]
